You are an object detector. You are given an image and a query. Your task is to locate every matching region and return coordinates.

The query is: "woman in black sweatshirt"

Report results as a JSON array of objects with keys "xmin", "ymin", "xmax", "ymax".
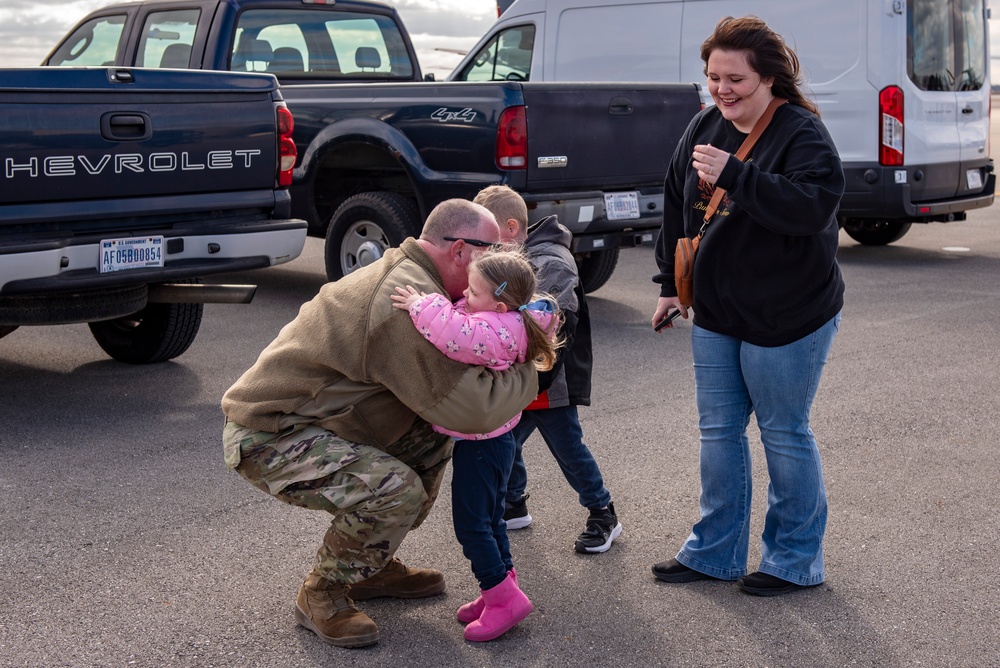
[{"xmin": 650, "ymin": 16, "xmax": 845, "ymax": 597}]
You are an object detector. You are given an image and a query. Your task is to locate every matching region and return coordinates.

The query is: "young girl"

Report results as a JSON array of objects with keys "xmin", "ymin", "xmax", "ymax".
[{"xmin": 391, "ymin": 248, "xmax": 560, "ymax": 642}]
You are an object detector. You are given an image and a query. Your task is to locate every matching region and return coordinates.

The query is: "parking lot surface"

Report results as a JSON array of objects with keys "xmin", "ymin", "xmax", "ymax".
[{"xmin": 3, "ymin": 209, "xmax": 1000, "ymax": 667}]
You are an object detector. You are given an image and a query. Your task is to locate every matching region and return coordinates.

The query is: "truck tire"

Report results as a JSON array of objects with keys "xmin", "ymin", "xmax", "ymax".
[
  {"xmin": 577, "ymin": 247, "xmax": 620, "ymax": 294},
  {"xmin": 325, "ymin": 192, "xmax": 421, "ymax": 281},
  {"xmin": 843, "ymin": 220, "xmax": 912, "ymax": 246},
  {"xmin": 88, "ymin": 284, "xmax": 203, "ymax": 364},
  {"xmin": 0, "ymin": 285, "xmax": 148, "ymax": 326}
]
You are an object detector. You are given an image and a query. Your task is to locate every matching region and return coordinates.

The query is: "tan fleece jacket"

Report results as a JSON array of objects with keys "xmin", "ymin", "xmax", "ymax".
[{"xmin": 221, "ymin": 238, "xmax": 538, "ymax": 448}]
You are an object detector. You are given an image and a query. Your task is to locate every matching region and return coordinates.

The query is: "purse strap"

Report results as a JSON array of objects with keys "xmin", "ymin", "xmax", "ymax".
[{"xmin": 699, "ymin": 97, "xmax": 788, "ymax": 233}]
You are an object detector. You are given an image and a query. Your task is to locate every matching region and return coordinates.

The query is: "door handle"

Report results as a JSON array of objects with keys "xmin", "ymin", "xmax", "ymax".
[
  {"xmin": 961, "ymin": 106, "xmax": 974, "ymax": 114},
  {"xmin": 101, "ymin": 112, "xmax": 152, "ymax": 141},
  {"xmin": 609, "ymin": 96, "xmax": 633, "ymax": 115}
]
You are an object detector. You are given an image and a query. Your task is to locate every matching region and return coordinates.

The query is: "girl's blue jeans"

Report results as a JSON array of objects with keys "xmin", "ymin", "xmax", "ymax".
[
  {"xmin": 677, "ymin": 313, "xmax": 841, "ymax": 586},
  {"xmin": 451, "ymin": 433, "xmax": 516, "ymax": 591}
]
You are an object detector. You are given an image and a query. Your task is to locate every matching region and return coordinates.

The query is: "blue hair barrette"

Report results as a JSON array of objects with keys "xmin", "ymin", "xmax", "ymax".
[{"xmin": 493, "ymin": 280, "xmax": 508, "ymax": 297}]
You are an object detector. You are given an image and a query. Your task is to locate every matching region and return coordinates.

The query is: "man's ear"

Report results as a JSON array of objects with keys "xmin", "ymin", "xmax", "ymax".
[{"xmin": 495, "ymin": 302, "xmax": 509, "ymax": 313}]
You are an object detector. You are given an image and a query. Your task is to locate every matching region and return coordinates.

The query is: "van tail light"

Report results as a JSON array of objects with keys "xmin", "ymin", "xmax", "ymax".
[
  {"xmin": 496, "ymin": 105, "xmax": 527, "ymax": 170},
  {"xmin": 277, "ymin": 104, "xmax": 296, "ymax": 188},
  {"xmin": 879, "ymin": 85, "xmax": 904, "ymax": 166}
]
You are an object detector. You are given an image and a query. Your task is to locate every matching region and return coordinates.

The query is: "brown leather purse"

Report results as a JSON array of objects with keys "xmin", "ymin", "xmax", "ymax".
[{"xmin": 674, "ymin": 97, "xmax": 787, "ymax": 307}]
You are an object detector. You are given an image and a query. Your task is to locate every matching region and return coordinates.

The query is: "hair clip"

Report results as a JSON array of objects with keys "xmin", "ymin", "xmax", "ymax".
[{"xmin": 493, "ymin": 280, "xmax": 508, "ymax": 297}]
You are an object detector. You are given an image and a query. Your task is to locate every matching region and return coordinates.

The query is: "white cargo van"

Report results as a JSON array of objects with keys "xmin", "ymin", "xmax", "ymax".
[{"xmin": 453, "ymin": 0, "xmax": 995, "ymax": 245}]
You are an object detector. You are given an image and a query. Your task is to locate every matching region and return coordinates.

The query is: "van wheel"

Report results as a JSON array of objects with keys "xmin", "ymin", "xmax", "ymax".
[
  {"xmin": 325, "ymin": 192, "xmax": 421, "ymax": 281},
  {"xmin": 89, "ymin": 286, "xmax": 203, "ymax": 364},
  {"xmin": 843, "ymin": 220, "xmax": 912, "ymax": 246},
  {"xmin": 577, "ymin": 248, "xmax": 620, "ymax": 294}
]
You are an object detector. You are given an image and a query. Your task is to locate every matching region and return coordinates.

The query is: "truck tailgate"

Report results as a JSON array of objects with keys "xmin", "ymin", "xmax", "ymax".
[
  {"xmin": 521, "ymin": 82, "xmax": 702, "ymax": 190},
  {"xmin": 0, "ymin": 68, "xmax": 279, "ymax": 205}
]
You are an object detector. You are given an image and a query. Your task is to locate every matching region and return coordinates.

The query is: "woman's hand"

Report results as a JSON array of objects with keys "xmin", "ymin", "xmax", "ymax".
[
  {"xmin": 692, "ymin": 143, "xmax": 730, "ymax": 185},
  {"xmin": 652, "ymin": 296, "xmax": 688, "ymax": 332}
]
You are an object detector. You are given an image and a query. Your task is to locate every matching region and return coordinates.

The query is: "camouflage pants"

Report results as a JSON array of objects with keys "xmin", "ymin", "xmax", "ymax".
[{"xmin": 223, "ymin": 419, "xmax": 452, "ymax": 584}]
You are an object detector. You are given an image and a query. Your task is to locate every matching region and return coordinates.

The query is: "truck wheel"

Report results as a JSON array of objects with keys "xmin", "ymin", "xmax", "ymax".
[
  {"xmin": 88, "ymin": 295, "xmax": 203, "ymax": 365},
  {"xmin": 325, "ymin": 192, "xmax": 420, "ymax": 281},
  {"xmin": 577, "ymin": 248, "xmax": 620, "ymax": 294},
  {"xmin": 843, "ymin": 220, "xmax": 912, "ymax": 246}
]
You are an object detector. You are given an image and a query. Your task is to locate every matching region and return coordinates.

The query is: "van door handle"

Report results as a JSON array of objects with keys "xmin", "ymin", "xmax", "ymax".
[
  {"xmin": 609, "ymin": 96, "xmax": 633, "ymax": 115},
  {"xmin": 961, "ymin": 106, "xmax": 974, "ymax": 114}
]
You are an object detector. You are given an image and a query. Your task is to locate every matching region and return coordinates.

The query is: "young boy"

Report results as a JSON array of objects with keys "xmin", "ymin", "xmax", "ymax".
[{"xmin": 473, "ymin": 185, "xmax": 622, "ymax": 554}]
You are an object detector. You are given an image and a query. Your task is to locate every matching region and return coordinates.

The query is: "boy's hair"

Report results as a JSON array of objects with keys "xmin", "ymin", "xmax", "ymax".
[
  {"xmin": 471, "ymin": 248, "xmax": 562, "ymax": 371},
  {"xmin": 473, "ymin": 185, "xmax": 528, "ymax": 231}
]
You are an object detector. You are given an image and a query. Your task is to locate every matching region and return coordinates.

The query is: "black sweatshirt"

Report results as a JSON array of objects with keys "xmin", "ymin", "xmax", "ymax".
[{"xmin": 653, "ymin": 102, "xmax": 845, "ymax": 347}]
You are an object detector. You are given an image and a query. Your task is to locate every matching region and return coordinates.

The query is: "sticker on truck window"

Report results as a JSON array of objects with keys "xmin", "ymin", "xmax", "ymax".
[{"xmin": 101, "ymin": 236, "xmax": 164, "ymax": 273}]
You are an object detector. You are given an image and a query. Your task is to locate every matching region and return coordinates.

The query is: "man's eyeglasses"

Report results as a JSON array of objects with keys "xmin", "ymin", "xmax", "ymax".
[{"xmin": 443, "ymin": 236, "xmax": 495, "ymax": 248}]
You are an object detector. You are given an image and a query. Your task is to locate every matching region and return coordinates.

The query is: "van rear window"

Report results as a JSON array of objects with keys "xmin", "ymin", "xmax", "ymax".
[{"xmin": 908, "ymin": 0, "xmax": 987, "ymax": 91}]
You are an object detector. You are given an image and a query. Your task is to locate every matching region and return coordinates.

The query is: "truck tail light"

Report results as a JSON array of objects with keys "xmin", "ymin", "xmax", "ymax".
[
  {"xmin": 879, "ymin": 85, "xmax": 903, "ymax": 166},
  {"xmin": 496, "ymin": 105, "xmax": 527, "ymax": 170},
  {"xmin": 277, "ymin": 104, "xmax": 296, "ymax": 188}
]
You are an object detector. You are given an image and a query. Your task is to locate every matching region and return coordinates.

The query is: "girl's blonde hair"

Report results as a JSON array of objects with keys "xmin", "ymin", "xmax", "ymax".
[{"xmin": 471, "ymin": 248, "xmax": 562, "ymax": 371}]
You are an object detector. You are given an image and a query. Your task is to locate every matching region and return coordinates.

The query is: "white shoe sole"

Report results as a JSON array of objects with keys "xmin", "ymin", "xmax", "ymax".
[
  {"xmin": 576, "ymin": 522, "xmax": 623, "ymax": 554},
  {"xmin": 504, "ymin": 513, "xmax": 533, "ymax": 530}
]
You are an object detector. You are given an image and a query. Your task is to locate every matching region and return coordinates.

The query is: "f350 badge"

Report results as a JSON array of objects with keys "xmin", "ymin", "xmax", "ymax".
[{"xmin": 431, "ymin": 108, "xmax": 477, "ymax": 123}]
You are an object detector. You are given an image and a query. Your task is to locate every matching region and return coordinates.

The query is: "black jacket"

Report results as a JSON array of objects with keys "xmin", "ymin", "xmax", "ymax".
[{"xmin": 654, "ymin": 102, "xmax": 845, "ymax": 346}]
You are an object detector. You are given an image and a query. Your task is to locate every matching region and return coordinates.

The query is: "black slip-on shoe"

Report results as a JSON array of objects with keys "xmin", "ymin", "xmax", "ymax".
[
  {"xmin": 737, "ymin": 572, "xmax": 823, "ymax": 597},
  {"xmin": 651, "ymin": 558, "xmax": 719, "ymax": 583}
]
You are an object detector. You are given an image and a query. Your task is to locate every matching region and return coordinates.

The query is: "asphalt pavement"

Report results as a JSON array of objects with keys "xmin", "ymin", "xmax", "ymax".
[
  {"xmin": 3, "ymin": 206, "xmax": 1000, "ymax": 667},
  {"xmin": 4, "ymin": 98, "xmax": 1000, "ymax": 668}
]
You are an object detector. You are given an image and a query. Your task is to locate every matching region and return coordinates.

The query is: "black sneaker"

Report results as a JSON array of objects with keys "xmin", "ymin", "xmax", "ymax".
[
  {"xmin": 503, "ymin": 494, "xmax": 532, "ymax": 530},
  {"xmin": 573, "ymin": 502, "xmax": 622, "ymax": 554}
]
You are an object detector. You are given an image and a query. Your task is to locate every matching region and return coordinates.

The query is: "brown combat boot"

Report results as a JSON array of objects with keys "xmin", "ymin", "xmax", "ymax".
[
  {"xmin": 348, "ymin": 558, "xmax": 446, "ymax": 601},
  {"xmin": 294, "ymin": 570, "xmax": 380, "ymax": 648}
]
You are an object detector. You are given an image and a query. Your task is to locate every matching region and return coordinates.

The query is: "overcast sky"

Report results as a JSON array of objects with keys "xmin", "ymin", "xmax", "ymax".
[
  {"xmin": 0, "ymin": 0, "xmax": 497, "ymax": 79},
  {"xmin": 2, "ymin": 0, "xmax": 999, "ymax": 84}
]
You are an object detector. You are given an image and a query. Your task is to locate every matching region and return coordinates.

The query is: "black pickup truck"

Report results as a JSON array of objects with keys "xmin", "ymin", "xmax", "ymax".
[
  {"xmin": 0, "ymin": 67, "xmax": 306, "ymax": 363},
  {"xmin": 46, "ymin": 0, "xmax": 702, "ymax": 292}
]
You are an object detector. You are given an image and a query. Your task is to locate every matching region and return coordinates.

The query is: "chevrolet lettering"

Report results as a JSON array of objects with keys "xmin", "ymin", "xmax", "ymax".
[{"xmin": 3, "ymin": 150, "xmax": 262, "ymax": 179}]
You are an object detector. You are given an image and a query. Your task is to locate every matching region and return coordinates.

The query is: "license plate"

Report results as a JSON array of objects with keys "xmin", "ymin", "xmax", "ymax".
[
  {"xmin": 100, "ymin": 236, "xmax": 164, "ymax": 273},
  {"xmin": 605, "ymin": 191, "xmax": 639, "ymax": 221},
  {"xmin": 967, "ymin": 168, "xmax": 983, "ymax": 191}
]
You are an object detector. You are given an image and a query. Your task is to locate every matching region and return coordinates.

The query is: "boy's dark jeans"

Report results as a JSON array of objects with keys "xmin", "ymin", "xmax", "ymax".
[{"xmin": 506, "ymin": 405, "xmax": 611, "ymax": 510}]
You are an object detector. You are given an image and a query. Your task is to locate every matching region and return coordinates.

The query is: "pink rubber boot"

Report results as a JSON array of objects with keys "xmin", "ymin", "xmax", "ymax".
[
  {"xmin": 456, "ymin": 568, "xmax": 518, "ymax": 623},
  {"xmin": 463, "ymin": 570, "xmax": 533, "ymax": 642}
]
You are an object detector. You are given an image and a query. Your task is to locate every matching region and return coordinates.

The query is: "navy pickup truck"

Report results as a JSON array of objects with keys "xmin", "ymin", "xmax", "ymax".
[
  {"xmin": 46, "ymin": 0, "xmax": 702, "ymax": 292},
  {"xmin": 0, "ymin": 67, "xmax": 306, "ymax": 363}
]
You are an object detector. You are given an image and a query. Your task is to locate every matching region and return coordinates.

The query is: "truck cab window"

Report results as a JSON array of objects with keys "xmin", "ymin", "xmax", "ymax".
[
  {"xmin": 232, "ymin": 10, "xmax": 412, "ymax": 79},
  {"xmin": 137, "ymin": 10, "xmax": 200, "ymax": 68},
  {"xmin": 457, "ymin": 26, "xmax": 533, "ymax": 82},
  {"xmin": 908, "ymin": 0, "xmax": 986, "ymax": 91},
  {"xmin": 47, "ymin": 15, "xmax": 126, "ymax": 67}
]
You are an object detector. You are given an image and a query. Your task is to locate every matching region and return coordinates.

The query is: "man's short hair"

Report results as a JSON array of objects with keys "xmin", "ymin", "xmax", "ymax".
[
  {"xmin": 473, "ymin": 184, "xmax": 528, "ymax": 230},
  {"xmin": 421, "ymin": 198, "xmax": 496, "ymax": 241}
]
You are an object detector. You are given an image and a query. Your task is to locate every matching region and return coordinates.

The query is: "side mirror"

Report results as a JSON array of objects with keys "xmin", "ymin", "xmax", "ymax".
[{"xmin": 424, "ymin": 73, "xmax": 436, "ymax": 81}]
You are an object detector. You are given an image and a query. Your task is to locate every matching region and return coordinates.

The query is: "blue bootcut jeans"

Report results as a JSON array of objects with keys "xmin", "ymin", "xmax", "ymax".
[
  {"xmin": 505, "ymin": 405, "xmax": 612, "ymax": 511},
  {"xmin": 677, "ymin": 313, "xmax": 841, "ymax": 586},
  {"xmin": 451, "ymin": 432, "xmax": 516, "ymax": 591}
]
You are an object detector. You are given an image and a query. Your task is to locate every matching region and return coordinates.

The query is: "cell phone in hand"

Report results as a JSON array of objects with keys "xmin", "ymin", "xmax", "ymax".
[{"xmin": 654, "ymin": 309, "xmax": 682, "ymax": 331}]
